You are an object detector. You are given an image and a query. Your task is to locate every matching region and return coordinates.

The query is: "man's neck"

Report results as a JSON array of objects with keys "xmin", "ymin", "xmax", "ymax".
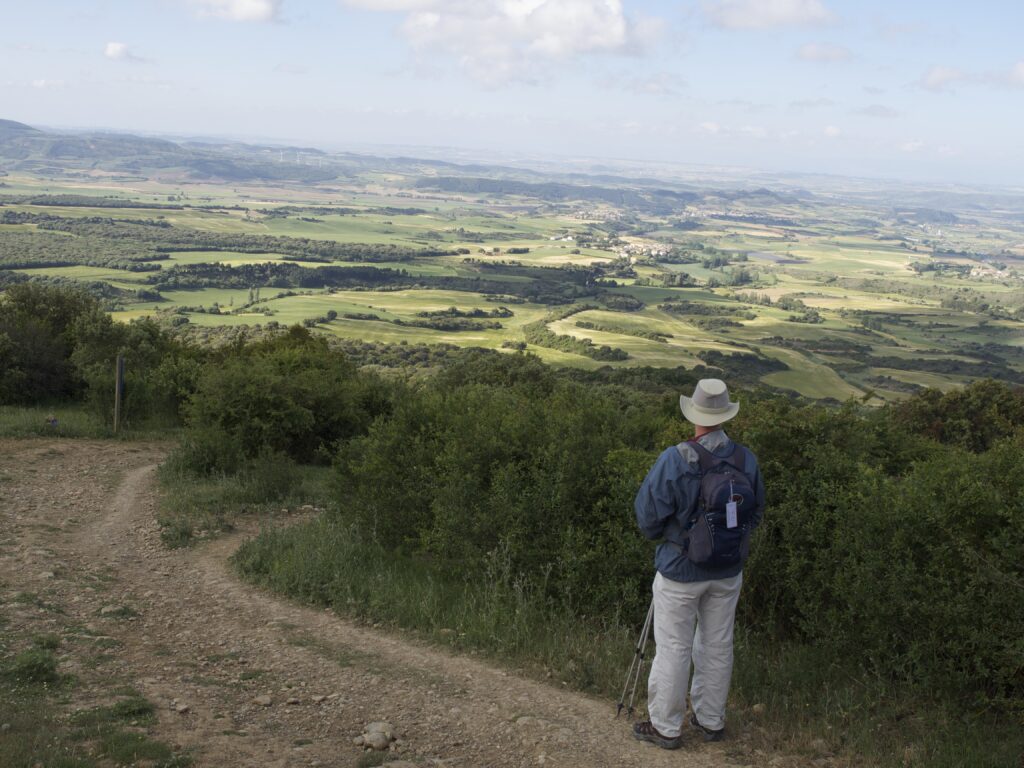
[{"xmin": 694, "ymin": 425, "xmax": 723, "ymax": 439}]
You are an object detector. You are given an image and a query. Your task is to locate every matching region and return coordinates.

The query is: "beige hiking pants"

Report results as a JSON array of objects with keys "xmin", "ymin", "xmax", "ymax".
[{"xmin": 647, "ymin": 570, "xmax": 743, "ymax": 737}]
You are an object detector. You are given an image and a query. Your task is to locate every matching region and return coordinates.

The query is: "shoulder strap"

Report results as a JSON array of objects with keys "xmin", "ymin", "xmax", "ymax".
[
  {"xmin": 687, "ymin": 439, "xmax": 748, "ymax": 473},
  {"xmin": 685, "ymin": 439, "xmax": 717, "ymax": 474}
]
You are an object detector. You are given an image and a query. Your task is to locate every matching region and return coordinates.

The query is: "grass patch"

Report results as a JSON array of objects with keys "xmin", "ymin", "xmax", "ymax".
[
  {"xmin": 69, "ymin": 696, "xmax": 190, "ymax": 767},
  {"xmin": 96, "ymin": 730, "xmax": 174, "ymax": 764},
  {"xmin": 98, "ymin": 605, "xmax": 139, "ymax": 620},
  {"xmin": 156, "ymin": 462, "xmax": 334, "ymax": 548},
  {"xmin": 31, "ymin": 633, "xmax": 61, "ymax": 650},
  {"xmin": 0, "ymin": 647, "xmax": 185, "ymax": 768},
  {"xmin": 8, "ymin": 648, "xmax": 61, "ymax": 684},
  {"xmin": 234, "ymin": 514, "xmax": 1024, "ymax": 768},
  {"xmin": 13, "ymin": 591, "xmax": 64, "ymax": 613},
  {"xmin": 0, "ymin": 405, "xmax": 180, "ymax": 439},
  {"xmin": 0, "ymin": 405, "xmax": 112, "ymax": 439},
  {"xmin": 72, "ymin": 696, "xmax": 156, "ymax": 728},
  {"xmin": 729, "ymin": 635, "xmax": 1024, "ymax": 767},
  {"xmin": 0, "ymin": 691, "xmax": 96, "ymax": 768},
  {"xmin": 234, "ymin": 516, "xmax": 642, "ymax": 694}
]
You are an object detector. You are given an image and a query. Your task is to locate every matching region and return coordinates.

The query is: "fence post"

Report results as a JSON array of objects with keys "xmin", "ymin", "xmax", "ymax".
[{"xmin": 113, "ymin": 355, "xmax": 125, "ymax": 434}]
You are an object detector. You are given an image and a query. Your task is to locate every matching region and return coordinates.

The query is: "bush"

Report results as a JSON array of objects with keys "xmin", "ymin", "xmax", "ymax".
[
  {"xmin": 733, "ymin": 400, "xmax": 1024, "ymax": 703},
  {"xmin": 174, "ymin": 326, "xmax": 389, "ymax": 473},
  {"xmin": 337, "ymin": 357, "xmax": 665, "ymax": 619},
  {"xmin": 895, "ymin": 379, "xmax": 1024, "ymax": 452},
  {"xmin": 0, "ymin": 284, "xmax": 108, "ymax": 404},
  {"xmin": 329, "ymin": 363, "xmax": 1024, "ymax": 707},
  {"xmin": 9, "ymin": 648, "xmax": 60, "ymax": 684},
  {"xmin": 236, "ymin": 450, "xmax": 300, "ymax": 503}
]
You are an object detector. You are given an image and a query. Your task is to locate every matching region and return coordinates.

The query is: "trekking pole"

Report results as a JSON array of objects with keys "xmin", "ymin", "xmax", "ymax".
[
  {"xmin": 626, "ymin": 599, "xmax": 655, "ymax": 718},
  {"xmin": 616, "ymin": 598, "xmax": 654, "ymax": 718}
]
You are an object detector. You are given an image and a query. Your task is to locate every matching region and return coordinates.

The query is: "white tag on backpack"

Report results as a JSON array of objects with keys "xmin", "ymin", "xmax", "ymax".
[{"xmin": 726, "ymin": 501, "xmax": 738, "ymax": 529}]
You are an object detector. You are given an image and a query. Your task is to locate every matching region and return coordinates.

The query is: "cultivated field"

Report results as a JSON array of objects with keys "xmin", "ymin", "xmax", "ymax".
[{"xmin": 2, "ymin": 144, "xmax": 1023, "ymax": 401}]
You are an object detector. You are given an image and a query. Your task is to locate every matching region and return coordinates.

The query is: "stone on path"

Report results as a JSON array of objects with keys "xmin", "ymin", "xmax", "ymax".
[{"xmin": 362, "ymin": 731, "xmax": 391, "ymax": 751}]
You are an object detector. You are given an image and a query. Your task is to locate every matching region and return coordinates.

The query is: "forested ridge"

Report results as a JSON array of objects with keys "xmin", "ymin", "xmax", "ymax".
[{"xmin": 0, "ymin": 211, "xmax": 453, "ymax": 267}]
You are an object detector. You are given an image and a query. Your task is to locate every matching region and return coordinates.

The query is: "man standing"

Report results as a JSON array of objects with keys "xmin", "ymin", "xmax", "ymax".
[{"xmin": 631, "ymin": 379, "xmax": 765, "ymax": 749}]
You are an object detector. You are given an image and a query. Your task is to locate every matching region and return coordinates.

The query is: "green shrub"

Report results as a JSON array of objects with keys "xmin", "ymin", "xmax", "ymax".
[
  {"xmin": 175, "ymin": 327, "xmax": 389, "ymax": 473},
  {"xmin": 97, "ymin": 730, "xmax": 172, "ymax": 764},
  {"xmin": 9, "ymin": 648, "xmax": 60, "ymax": 684},
  {"xmin": 329, "ymin": 361, "xmax": 1024, "ymax": 707},
  {"xmin": 31, "ymin": 633, "xmax": 61, "ymax": 650},
  {"xmin": 235, "ymin": 450, "xmax": 300, "ymax": 503},
  {"xmin": 159, "ymin": 517, "xmax": 194, "ymax": 549},
  {"xmin": 165, "ymin": 425, "xmax": 245, "ymax": 476},
  {"xmin": 895, "ymin": 379, "xmax": 1024, "ymax": 452}
]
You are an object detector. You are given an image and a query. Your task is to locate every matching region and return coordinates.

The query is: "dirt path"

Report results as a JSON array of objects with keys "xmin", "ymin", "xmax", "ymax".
[{"xmin": 0, "ymin": 440, "xmax": 752, "ymax": 768}]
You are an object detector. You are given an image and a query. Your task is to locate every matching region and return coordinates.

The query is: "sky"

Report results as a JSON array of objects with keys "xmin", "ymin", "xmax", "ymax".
[{"xmin": 2, "ymin": 0, "xmax": 1023, "ymax": 186}]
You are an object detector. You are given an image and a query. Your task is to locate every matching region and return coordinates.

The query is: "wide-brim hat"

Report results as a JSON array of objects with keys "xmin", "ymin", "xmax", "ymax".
[{"xmin": 680, "ymin": 378, "xmax": 739, "ymax": 427}]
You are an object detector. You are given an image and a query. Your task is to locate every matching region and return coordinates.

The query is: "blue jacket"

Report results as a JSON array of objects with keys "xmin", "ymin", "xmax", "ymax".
[{"xmin": 635, "ymin": 429, "xmax": 765, "ymax": 583}]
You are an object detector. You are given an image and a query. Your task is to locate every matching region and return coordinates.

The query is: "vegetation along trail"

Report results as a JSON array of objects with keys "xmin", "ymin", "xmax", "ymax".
[{"xmin": 0, "ymin": 439, "xmax": 749, "ymax": 768}]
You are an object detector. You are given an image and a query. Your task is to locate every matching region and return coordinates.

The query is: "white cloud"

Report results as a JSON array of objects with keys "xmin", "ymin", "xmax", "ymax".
[
  {"xmin": 104, "ymin": 42, "xmax": 143, "ymax": 62},
  {"xmin": 344, "ymin": 1, "xmax": 436, "ymax": 8},
  {"xmin": 340, "ymin": 0, "xmax": 658, "ymax": 84},
  {"xmin": 797, "ymin": 42, "xmax": 850, "ymax": 62},
  {"xmin": 919, "ymin": 65, "xmax": 965, "ymax": 92},
  {"xmin": 789, "ymin": 96, "xmax": 833, "ymax": 109},
  {"xmin": 189, "ymin": 0, "xmax": 280, "ymax": 22},
  {"xmin": 694, "ymin": 121, "xmax": 770, "ymax": 139},
  {"xmin": 900, "ymin": 140, "xmax": 924, "ymax": 153},
  {"xmin": 612, "ymin": 71, "xmax": 685, "ymax": 95},
  {"xmin": 823, "ymin": 124, "xmax": 841, "ymax": 137},
  {"xmin": 275, "ymin": 61, "xmax": 309, "ymax": 75},
  {"xmin": 1008, "ymin": 60, "xmax": 1024, "ymax": 87},
  {"xmin": 31, "ymin": 79, "xmax": 66, "ymax": 89},
  {"xmin": 704, "ymin": 0, "xmax": 833, "ymax": 30},
  {"xmin": 920, "ymin": 61, "xmax": 1024, "ymax": 92},
  {"xmin": 856, "ymin": 104, "xmax": 899, "ymax": 118}
]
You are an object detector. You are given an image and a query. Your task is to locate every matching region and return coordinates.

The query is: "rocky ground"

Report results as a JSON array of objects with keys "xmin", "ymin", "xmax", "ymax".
[{"xmin": 0, "ymin": 439, "xmax": 767, "ymax": 768}]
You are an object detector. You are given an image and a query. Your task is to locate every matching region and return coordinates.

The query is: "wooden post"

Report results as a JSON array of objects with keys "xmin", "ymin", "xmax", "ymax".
[{"xmin": 113, "ymin": 355, "xmax": 125, "ymax": 434}]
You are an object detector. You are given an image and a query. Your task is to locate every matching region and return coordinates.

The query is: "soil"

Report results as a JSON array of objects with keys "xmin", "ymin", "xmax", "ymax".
[{"xmin": 0, "ymin": 439, "xmax": 756, "ymax": 768}]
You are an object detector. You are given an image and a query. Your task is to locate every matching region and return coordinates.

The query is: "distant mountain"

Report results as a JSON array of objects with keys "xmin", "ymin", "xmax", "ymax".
[
  {"xmin": 0, "ymin": 119, "xmax": 828, "ymax": 210},
  {"xmin": 414, "ymin": 176, "xmax": 699, "ymax": 213},
  {"xmin": 0, "ymin": 119, "xmax": 41, "ymax": 136},
  {"xmin": 0, "ymin": 119, "xmax": 338, "ymax": 183}
]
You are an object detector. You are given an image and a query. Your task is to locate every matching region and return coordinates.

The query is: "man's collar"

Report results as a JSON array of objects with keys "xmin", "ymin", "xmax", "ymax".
[{"xmin": 696, "ymin": 429, "xmax": 730, "ymax": 450}]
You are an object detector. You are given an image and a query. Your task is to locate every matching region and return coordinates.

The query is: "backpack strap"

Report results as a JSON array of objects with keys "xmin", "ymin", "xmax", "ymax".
[
  {"xmin": 672, "ymin": 441, "xmax": 716, "ymax": 541},
  {"xmin": 686, "ymin": 439, "xmax": 747, "ymax": 473}
]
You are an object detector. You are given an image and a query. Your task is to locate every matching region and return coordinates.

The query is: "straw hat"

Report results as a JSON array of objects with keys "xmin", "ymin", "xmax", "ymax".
[{"xmin": 679, "ymin": 378, "xmax": 739, "ymax": 427}]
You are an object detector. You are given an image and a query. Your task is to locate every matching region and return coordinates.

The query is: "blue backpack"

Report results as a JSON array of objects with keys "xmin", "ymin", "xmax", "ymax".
[{"xmin": 674, "ymin": 440, "xmax": 758, "ymax": 568}]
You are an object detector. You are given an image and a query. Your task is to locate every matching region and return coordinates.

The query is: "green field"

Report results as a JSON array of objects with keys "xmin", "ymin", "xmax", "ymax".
[{"xmin": 3, "ymin": 164, "xmax": 1023, "ymax": 401}]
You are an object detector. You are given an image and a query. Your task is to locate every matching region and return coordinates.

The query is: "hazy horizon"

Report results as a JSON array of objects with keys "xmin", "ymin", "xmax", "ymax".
[{"xmin": 4, "ymin": 0, "xmax": 1023, "ymax": 187}]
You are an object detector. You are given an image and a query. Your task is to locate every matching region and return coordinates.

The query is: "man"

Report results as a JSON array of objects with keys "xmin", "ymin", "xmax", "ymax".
[{"xmin": 631, "ymin": 378, "xmax": 765, "ymax": 749}]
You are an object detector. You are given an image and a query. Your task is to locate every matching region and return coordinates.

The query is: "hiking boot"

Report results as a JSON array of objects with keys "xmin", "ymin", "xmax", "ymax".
[
  {"xmin": 632, "ymin": 720, "xmax": 682, "ymax": 750},
  {"xmin": 690, "ymin": 712, "xmax": 725, "ymax": 742}
]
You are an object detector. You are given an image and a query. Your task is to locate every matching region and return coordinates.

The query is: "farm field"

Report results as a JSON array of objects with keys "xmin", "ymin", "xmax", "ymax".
[{"xmin": 2, "ymin": 144, "xmax": 1023, "ymax": 402}]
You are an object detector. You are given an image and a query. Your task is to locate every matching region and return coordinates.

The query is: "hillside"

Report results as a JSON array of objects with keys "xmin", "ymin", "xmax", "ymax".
[{"xmin": 0, "ymin": 119, "xmax": 335, "ymax": 182}]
